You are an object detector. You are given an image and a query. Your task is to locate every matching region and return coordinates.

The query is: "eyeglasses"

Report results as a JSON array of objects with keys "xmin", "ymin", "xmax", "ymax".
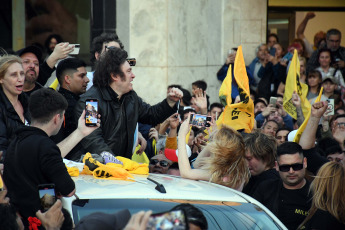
[
  {"xmin": 150, "ymin": 159, "xmax": 169, "ymax": 167},
  {"xmin": 278, "ymin": 163, "xmax": 304, "ymax": 172},
  {"xmin": 336, "ymin": 122, "xmax": 345, "ymax": 128}
]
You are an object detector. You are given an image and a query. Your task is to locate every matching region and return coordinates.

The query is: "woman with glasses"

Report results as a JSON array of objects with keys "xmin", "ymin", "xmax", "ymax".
[
  {"xmin": 177, "ymin": 114, "xmax": 250, "ymax": 191},
  {"xmin": 298, "ymin": 161, "xmax": 345, "ymax": 229},
  {"xmin": 0, "ymin": 55, "xmax": 30, "ymax": 157}
]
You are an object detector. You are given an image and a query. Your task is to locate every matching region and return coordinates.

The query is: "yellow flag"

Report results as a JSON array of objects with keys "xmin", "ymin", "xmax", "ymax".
[
  {"xmin": 283, "ymin": 49, "xmax": 311, "ymax": 120},
  {"xmin": 49, "ymin": 78, "xmax": 59, "ymax": 90},
  {"xmin": 219, "ymin": 65, "xmax": 232, "ymax": 106},
  {"xmin": 216, "ymin": 46, "xmax": 254, "ymax": 133},
  {"xmin": 294, "ymin": 87, "xmax": 323, "ymax": 143}
]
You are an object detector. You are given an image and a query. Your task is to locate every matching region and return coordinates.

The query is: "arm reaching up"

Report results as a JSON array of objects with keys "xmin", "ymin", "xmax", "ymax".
[
  {"xmin": 177, "ymin": 114, "xmax": 210, "ymax": 181},
  {"xmin": 299, "ymin": 101, "xmax": 328, "ymax": 149}
]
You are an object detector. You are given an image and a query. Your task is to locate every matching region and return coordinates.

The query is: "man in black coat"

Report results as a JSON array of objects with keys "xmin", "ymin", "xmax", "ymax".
[{"xmin": 74, "ymin": 47, "xmax": 183, "ymax": 159}]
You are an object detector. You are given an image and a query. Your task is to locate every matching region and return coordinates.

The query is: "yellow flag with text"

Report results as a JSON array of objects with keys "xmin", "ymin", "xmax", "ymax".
[
  {"xmin": 283, "ymin": 49, "xmax": 310, "ymax": 120},
  {"xmin": 216, "ymin": 46, "xmax": 254, "ymax": 133},
  {"xmin": 294, "ymin": 87, "xmax": 323, "ymax": 143}
]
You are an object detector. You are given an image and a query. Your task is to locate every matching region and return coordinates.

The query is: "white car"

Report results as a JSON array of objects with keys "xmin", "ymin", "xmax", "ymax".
[{"xmin": 62, "ymin": 174, "xmax": 287, "ymax": 230}]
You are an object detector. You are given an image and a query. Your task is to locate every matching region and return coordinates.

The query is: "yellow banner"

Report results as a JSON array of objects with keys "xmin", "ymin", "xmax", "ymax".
[
  {"xmin": 283, "ymin": 49, "xmax": 311, "ymax": 120},
  {"xmin": 216, "ymin": 46, "xmax": 254, "ymax": 133}
]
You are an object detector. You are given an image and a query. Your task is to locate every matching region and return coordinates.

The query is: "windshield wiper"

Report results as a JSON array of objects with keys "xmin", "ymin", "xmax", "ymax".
[{"xmin": 147, "ymin": 177, "xmax": 166, "ymax": 193}]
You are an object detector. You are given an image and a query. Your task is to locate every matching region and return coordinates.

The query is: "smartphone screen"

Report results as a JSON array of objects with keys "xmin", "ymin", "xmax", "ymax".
[
  {"xmin": 146, "ymin": 210, "xmax": 187, "ymax": 230},
  {"xmin": 38, "ymin": 184, "xmax": 56, "ymax": 211},
  {"xmin": 269, "ymin": 96, "xmax": 277, "ymax": 105},
  {"xmin": 326, "ymin": 99, "xmax": 334, "ymax": 116},
  {"xmin": 269, "ymin": 47, "xmax": 276, "ymax": 56},
  {"xmin": 282, "ymin": 52, "xmax": 293, "ymax": 61},
  {"xmin": 85, "ymin": 99, "xmax": 98, "ymax": 126},
  {"xmin": 190, "ymin": 114, "xmax": 211, "ymax": 127},
  {"xmin": 69, "ymin": 44, "xmax": 80, "ymax": 55}
]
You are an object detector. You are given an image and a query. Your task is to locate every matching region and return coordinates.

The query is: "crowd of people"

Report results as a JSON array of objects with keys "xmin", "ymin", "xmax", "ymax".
[{"xmin": 0, "ymin": 11, "xmax": 345, "ymax": 230}]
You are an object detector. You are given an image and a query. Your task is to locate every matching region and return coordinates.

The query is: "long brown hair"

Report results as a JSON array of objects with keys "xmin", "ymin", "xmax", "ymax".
[
  {"xmin": 298, "ymin": 162, "xmax": 345, "ymax": 229},
  {"xmin": 200, "ymin": 125, "xmax": 250, "ymax": 189}
]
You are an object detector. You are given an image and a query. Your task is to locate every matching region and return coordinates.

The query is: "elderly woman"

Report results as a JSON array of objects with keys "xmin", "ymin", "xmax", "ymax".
[{"xmin": 0, "ymin": 55, "xmax": 30, "ymax": 157}]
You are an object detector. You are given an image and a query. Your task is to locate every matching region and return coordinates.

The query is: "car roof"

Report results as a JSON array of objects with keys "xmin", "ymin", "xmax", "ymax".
[
  {"xmin": 63, "ymin": 174, "xmax": 288, "ymax": 229},
  {"xmin": 72, "ymin": 174, "xmax": 249, "ymax": 203}
]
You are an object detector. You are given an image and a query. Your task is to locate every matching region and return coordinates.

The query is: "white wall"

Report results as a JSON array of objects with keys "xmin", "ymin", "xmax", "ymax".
[{"xmin": 117, "ymin": 0, "xmax": 267, "ymax": 105}]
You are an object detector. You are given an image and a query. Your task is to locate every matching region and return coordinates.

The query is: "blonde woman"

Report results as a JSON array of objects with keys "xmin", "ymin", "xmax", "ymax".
[
  {"xmin": 0, "ymin": 55, "xmax": 30, "ymax": 155},
  {"xmin": 298, "ymin": 162, "xmax": 345, "ymax": 229},
  {"xmin": 177, "ymin": 114, "xmax": 250, "ymax": 191}
]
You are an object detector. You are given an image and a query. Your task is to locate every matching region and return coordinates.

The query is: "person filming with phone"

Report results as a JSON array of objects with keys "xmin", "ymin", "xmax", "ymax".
[
  {"xmin": 74, "ymin": 47, "xmax": 183, "ymax": 159},
  {"xmin": 3, "ymin": 88, "xmax": 99, "ymax": 228}
]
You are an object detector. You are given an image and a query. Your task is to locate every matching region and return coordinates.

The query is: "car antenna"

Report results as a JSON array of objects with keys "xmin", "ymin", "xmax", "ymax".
[{"xmin": 147, "ymin": 177, "xmax": 166, "ymax": 193}]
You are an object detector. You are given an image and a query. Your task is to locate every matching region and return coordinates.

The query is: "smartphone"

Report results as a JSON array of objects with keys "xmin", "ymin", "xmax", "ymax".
[
  {"xmin": 190, "ymin": 114, "xmax": 211, "ymax": 127},
  {"xmin": 127, "ymin": 58, "xmax": 136, "ymax": 66},
  {"xmin": 326, "ymin": 99, "xmax": 335, "ymax": 116},
  {"xmin": 175, "ymin": 100, "xmax": 180, "ymax": 119},
  {"xmin": 85, "ymin": 99, "xmax": 98, "ymax": 127},
  {"xmin": 69, "ymin": 44, "xmax": 80, "ymax": 55},
  {"xmin": 38, "ymin": 184, "xmax": 56, "ymax": 211},
  {"xmin": 146, "ymin": 210, "xmax": 188, "ymax": 230},
  {"xmin": 282, "ymin": 52, "xmax": 293, "ymax": 61},
  {"xmin": 269, "ymin": 96, "xmax": 277, "ymax": 105},
  {"xmin": 269, "ymin": 47, "xmax": 276, "ymax": 56}
]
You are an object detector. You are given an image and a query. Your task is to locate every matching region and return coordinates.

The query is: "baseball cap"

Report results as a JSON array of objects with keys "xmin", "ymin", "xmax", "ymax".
[
  {"xmin": 254, "ymin": 98, "xmax": 267, "ymax": 107},
  {"xmin": 15, "ymin": 45, "xmax": 43, "ymax": 62},
  {"xmin": 322, "ymin": 76, "xmax": 338, "ymax": 85},
  {"xmin": 75, "ymin": 209, "xmax": 131, "ymax": 230}
]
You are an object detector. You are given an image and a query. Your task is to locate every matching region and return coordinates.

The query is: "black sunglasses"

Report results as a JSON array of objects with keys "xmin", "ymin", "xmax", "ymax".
[
  {"xmin": 278, "ymin": 163, "xmax": 304, "ymax": 172},
  {"xmin": 150, "ymin": 159, "xmax": 169, "ymax": 167}
]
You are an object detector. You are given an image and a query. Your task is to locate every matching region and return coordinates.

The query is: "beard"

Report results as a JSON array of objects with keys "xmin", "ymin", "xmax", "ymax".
[{"xmin": 25, "ymin": 69, "xmax": 38, "ymax": 84}]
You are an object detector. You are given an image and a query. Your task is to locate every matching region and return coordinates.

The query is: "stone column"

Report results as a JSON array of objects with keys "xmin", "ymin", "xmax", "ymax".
[{"xmin": 117, "ymin": 0, "xmax": 267, "ymax": 104}]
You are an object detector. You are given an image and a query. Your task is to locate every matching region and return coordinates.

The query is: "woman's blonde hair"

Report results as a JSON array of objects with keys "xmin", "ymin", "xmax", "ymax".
[
  {"xmin": 298, "ymin": 162, "xmax": 345, "ymax": 229},
  {"xmin": 200, "ymin": 125, "xmax": 250, "ymax": 189},
  {"xmin": 0, "ymin": 55, "xmax": 22, "ymax": 80}
]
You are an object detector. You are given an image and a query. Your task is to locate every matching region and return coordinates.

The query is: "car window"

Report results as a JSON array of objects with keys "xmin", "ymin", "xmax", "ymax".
[{"xmin": 72, "ymin": 199, "xmax": 283, "ymax": 230}]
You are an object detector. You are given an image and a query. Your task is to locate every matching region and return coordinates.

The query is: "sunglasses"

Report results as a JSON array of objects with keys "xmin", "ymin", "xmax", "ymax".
[
  {"xmin": 150, "ymin": 159, "xmax": 169, "ymax": 167},
  {"xmin": 278, "ymin": 163, "xmax": 304, "ymax": 172},
  {"xmin": 104, "ymin": 46, "xmax": 136, "ymax": 66}
]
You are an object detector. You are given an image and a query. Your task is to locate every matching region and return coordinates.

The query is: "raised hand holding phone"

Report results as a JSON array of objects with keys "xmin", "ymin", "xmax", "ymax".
[{"xmin": 85, "ymin": 99, "xmax": 98, "ymax": 127}]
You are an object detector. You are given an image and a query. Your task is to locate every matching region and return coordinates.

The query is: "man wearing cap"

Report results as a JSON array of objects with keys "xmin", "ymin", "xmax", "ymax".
[
  {"xmin": 254, "ymin": 98, "xmax": 267, "ymax": 115},
  {"xmin": 74, "ymin": 47, "xmax": 183, "ymax": 159},
  {"xmin": 16, "ymin": 43, "xmax": 73, "ymax": 96},
  {"xmin": 252, "ymin": 142, "xmax": 312, "ymax": 230}
]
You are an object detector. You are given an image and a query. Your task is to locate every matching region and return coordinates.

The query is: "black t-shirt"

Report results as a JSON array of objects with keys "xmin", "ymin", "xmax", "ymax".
[
  {"xmin": 243, "ymin": 168, "xmax": 280, "ymax": 196},
  {"xmin": 302, "ymin": 209, "xmax": 345, "ymax": 230},
  {"xmin": 278, "ymin": 182, "xmax": 311, "ymax": 230}
]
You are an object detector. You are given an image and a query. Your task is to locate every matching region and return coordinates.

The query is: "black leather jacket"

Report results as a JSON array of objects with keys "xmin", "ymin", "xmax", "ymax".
[
  {"xmin": 75, "ymin": 85, "xmax": 176, "ymax": 158},
  {"xmin": 0, "ymin": 87, "xmax": 30, "ymax": 157}
]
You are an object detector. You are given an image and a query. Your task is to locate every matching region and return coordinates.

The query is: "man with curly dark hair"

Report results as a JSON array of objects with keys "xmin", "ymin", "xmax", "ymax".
[{"xmin": 75, "ymin": 47, "xmax": 183, "ymax": 159}]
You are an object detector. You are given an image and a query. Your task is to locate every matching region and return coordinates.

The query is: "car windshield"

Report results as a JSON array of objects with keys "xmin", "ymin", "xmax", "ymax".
[{"xmin": 72, "ymin": 199, "xmax": 283, "ymax": 230}]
